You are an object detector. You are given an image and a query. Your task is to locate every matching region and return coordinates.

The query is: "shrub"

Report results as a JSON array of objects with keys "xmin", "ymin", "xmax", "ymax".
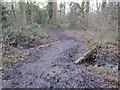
[{"xmin": 49, "ymin": 22, "xmax": 61, "ymax": 29}]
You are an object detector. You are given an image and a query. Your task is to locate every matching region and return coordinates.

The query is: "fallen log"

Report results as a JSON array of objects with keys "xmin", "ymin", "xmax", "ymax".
[{"xmin": 75, "ymin": 44, "xmax": 101, "ymax": 64}]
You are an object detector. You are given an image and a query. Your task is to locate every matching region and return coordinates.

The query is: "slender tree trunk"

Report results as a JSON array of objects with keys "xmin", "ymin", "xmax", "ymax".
[
  {"xmin": 60, "ymin": 2, "xmax": 66, "ymax": 23},
  {"xmin": 85, "ymin": 0, "xmax": 90, "ymax": 29},
  {"xmin": 52, "ymin": 1, "xmax": 57, "ymax": 22},
  {"xmin": 11, "ymin": 2, "xmax": 16, "ymax": 21},
  {"xmin": 19, "ymin": 0, "xmax": 26, "ymax": 25},
  {"xmin": 81, "ymin": 0, "xmax": 85, "ymax": 30},
  {"xmin": 48, "ymin": 0, "xmax": 57, "ymax": 23},
  {"xmin": 47, "ymin": 2, "xmax": 52, "ymax": 23},
  {"xmin": 102, "ymin": 0, "xmax": 106, "ymax": 11},
  {"xmin": 118, "ymin": 2, "xmax": 120, "ymax": 53},
  {"xmin": 96, "ymin": 0, "xmax": 99, "ymax": 11},
  {"xmin": 85, "ymin": 0, "xmax": 90, "ymax": 13},
  {"xmin": 30, "ymin": 1, "xmax": 34, "ymax": 24}
]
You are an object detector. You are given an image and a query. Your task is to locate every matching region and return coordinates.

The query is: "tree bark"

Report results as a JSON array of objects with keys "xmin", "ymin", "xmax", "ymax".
[
  {"xmin": 30, "ymin": 1, "xmax": 34, "ymax": 24},
  {"xmin": 52, "ymin": 1, "xmax": 58, "ymax": 22},
  {"xmin": 48, "ymin": 0, "xmax": 57, "ymax": 23},
  {"xmin": 19, "ymin": 0, "xmax": 26, "ymax": 25},
  {"xmin": 11, "ymin": 2, "xmax": 16, "ymax": 21},
  {"xmin": 85, "ymin": 0, "xmax": 90, "ymax": 13},
  {"xmin": 102, "ymin": 0, "xmax": 106, "ymax": 11}
]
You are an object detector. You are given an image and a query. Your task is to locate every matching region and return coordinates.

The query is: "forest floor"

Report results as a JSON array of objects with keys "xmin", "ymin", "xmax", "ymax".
[{"xmin": 2, "ymin": 29, "xmax": 119, "ymax": 88}]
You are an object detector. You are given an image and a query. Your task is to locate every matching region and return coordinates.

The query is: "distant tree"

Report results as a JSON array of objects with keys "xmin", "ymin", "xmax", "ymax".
[
  {"xmin": 47, "ymin": 0, "xmax": 58, "ymax": 23},
  {"xmin": 59, "ymin": 2, "xmax": 66, "ymax": 23},
  {"xmin": 102, "ymin": 0, "xmax": 106, "ymax": 11},
  {"xmin": 85, "ymin": 0, "xmax": 90, "ymax": 29},
  {"xmin": 19, "ymin": 0, "xmax": 26, "ymax": 25},
  {"xmin": 52, "ymin": 1, "xmax": 58, "ymax": 22},
  {"xmin": 1, "ymin": 2, "xmax": 10, "ymax": 28},
  {"xmin": 96, "ymin": 0, "xmax": 100, "ymax": 11},
  {"xmin": 11, "ymin": 1, "xmax": 16, "ymax": 21},
  {"xmin": 30, "ymin": 1, "xmax": 34, "ymax": 24},
  {"xmin": 85, "ymin": 0, "xmax": 90, "ymax": 13}
]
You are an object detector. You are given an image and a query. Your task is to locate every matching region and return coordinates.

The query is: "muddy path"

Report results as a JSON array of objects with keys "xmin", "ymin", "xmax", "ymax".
[{"xmin": 2, "ymin": 29, "xmax": 118, "ymax": 88}]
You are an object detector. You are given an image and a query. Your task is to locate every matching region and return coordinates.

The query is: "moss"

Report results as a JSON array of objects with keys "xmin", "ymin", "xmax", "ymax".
[
  {"xmin": 2, "ymin": 56, "xmax": 11, "ymax": 65},
  {"xmin": 92, "ymin": 66, "xmax": 114, "ymax": 74},
  {"xmin": 84, "ymin": 38, "xmax": 92, "ymax": 44}
]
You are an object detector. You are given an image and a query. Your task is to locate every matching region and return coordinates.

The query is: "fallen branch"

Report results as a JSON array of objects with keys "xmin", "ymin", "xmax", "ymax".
[
  {"xmin": 39, "ymin": 44, "xmax": 51, "ymax": 48},
  {"xmin": 75, "ymin": 44, "xmax": 101, "ymax": 64},
  {"xmin": 31, "ymin": 41, "xmax": 60, "ymax": 51},
  {"xmin": 37, "ymin": 41, "xmax": 60, "ymax": 48}
]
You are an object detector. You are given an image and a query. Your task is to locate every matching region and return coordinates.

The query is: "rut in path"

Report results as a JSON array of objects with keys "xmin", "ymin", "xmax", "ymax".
[{"xmin": 3, "ymin": 31, "xmax": 114, "ymax": 88}]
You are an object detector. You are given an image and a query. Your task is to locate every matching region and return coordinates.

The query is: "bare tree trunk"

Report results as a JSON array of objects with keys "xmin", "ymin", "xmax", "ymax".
[
  {"xmin": 102, "ymin": 0, "xmax": 106, "ymax": 11},
  {"xmin": 11, "ymin": 2, "xmax": 16, "ymax": 21},
  {"xmin": 19, "ymin": 0, "xmax": 26, "ymax": 25},
  {"xmin": 81, "ymin": 0, "xmax": 85, "ymax": 30},
  {"xmin": 52, "ymin": 1, "xmax": 58, "ymax": 22},
  {"xmin": 47, "ymin": 2, "xmax": 52, "ymax": 23},
  {"xmin": 96, "ymin": 0, "xmax": 99, "ymax": 11},
  {"xmin": 85, "ymin": 0, "xmax": 90, "ymax": 13},
  {"xmin": 118, "ymin": 2, "xmax": 120, "ymax": 53},
  {"xmin": 85, "ymin": 0, "xmax": 90, "ymax": 29},
  {"xmin": 30, "ymin": 0, "xmax": 34, "ymax": 24},
  {"xmin": 48, "ymin": 0, "xmax": 57, "ymax": 23},
  {"xmin": 59, "ymin": 2, "xmax": 66, "ymax": 23}
]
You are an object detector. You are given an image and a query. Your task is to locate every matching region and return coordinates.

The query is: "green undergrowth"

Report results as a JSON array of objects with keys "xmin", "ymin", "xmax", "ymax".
[
  {"xmin": 2, "ymin": 23, "xmax": 53, "ymax": 47},
  {"xmin": 49, "ymin": 22, "xmax": 61, "ymax": 29},
  {"xmin": 86, "ymin": 29, "xmax": 118, "ymax": 45},
  {"xmin": 83, "ymin": 38, "xmax": 93, "ymax": 45},
  {"xmin": 80, "ymin": 28, "xmax": 118, "ymax": 51},
  {"xmin": 92, "ymin": 66, "xmax": 119, "ymax": 84},
  {"xmin": 1, "ymin": 55, "xmax": 11, "ymax": 65},
  {"xmin": 2, "ymin": 23, "xmax": 54, "ymax": 66},
  {"xmin": 92, "ymin": 66, "xmax": 114, "ymax": 74}
]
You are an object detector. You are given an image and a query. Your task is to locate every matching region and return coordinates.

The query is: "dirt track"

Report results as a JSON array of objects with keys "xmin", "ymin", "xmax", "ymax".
[{"xmin": 2, "ymin": 30, "xmax": 117, "ymax": 88}]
